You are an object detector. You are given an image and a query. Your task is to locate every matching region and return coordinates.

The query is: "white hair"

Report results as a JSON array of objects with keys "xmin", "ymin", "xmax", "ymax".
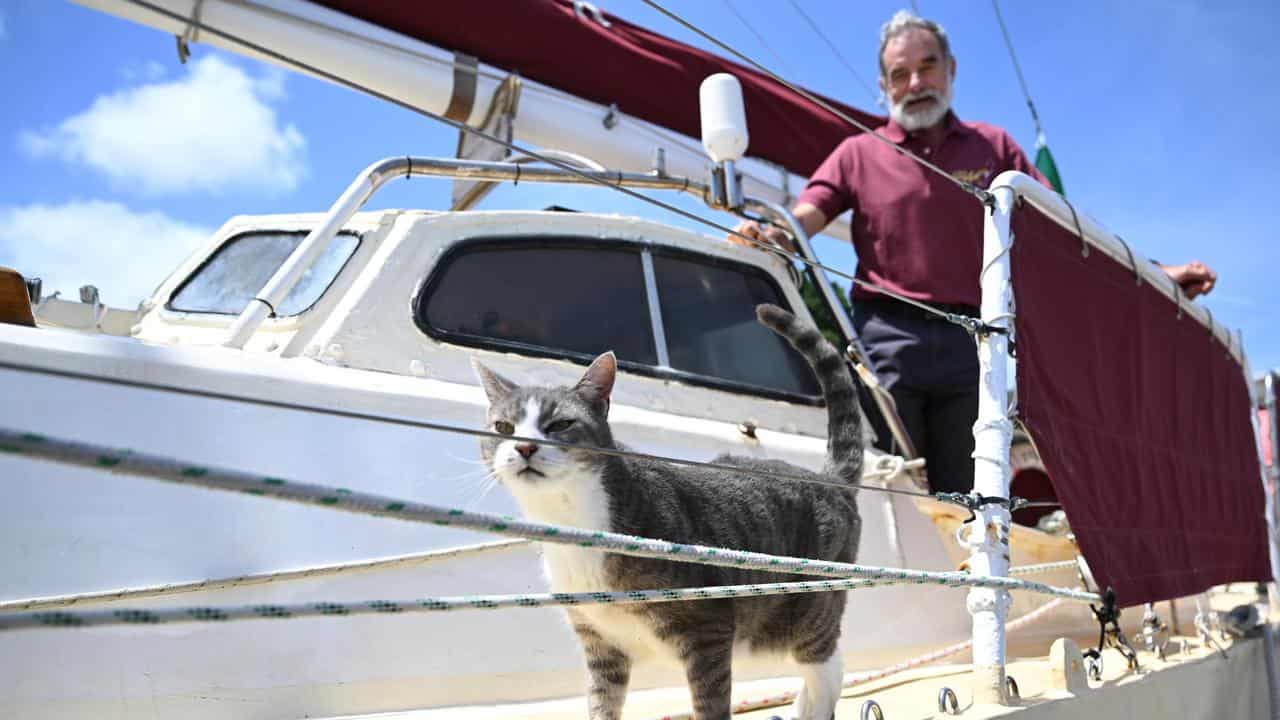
[{"xmin": 878, "ymin": 10, "xmax": 951, "ymax": 78}]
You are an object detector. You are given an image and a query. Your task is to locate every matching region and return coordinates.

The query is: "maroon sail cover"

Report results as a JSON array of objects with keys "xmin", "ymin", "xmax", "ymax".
[
  {"xmin": 313, "ymin": 0, "xmax": 883, "ymax": 178},
  {"xmin": 1012, "ymin": 205, "xmax": 1270, "ymax": 606}
]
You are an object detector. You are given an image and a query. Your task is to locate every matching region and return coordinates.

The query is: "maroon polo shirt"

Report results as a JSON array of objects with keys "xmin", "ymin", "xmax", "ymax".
[{"xmin": 798, "ymin": 111, "xmax": 1051, "ymax": 307}]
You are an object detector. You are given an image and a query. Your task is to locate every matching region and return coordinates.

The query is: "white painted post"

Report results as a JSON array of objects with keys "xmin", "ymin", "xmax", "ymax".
[
  {"xmin": 969, "ymin": 183, "xmax": 1016, "ymax": 705},
  {"xmin": 1263, "ymin": 373, "xmax": 1280, "ymax": 616}
]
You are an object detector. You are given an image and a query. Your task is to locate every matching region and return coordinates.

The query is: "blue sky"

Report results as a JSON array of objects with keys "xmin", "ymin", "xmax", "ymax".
[{"xmin": 1, "ymin": 0, "xmax": 1277, "ymax": 374}]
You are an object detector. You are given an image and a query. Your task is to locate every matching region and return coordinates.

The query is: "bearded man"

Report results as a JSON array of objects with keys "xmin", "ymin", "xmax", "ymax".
[{"xmin": 731, "ymin": 11, "xmax": 1216, "ymax": 494}]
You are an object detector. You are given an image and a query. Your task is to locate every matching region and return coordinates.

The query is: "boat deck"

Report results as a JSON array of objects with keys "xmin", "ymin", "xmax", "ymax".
[
  {"xmin": 323, "ymin": 589, "xmax": 1271, "ymax": 720},
  {"xmin": 328, "ymin": 636, "xmax": 1265, "ymax": 720}
]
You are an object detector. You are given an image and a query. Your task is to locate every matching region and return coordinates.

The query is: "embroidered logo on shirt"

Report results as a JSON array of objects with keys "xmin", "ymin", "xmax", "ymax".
[{"xmin": 951, "ymin": 168, "xmax": 993, "ymax": 186}]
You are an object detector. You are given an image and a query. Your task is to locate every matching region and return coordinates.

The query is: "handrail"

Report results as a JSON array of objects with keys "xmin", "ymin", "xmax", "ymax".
[
  {"xmin": 222, "ymin": 156, "xmax": 715, "ymax": 348},
  {"xmin": 744, "ymin": 198, "xmax": 919, "ymax": 460}
]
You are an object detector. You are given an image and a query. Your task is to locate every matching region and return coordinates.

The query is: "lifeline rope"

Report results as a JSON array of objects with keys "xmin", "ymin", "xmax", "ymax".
[
  {"xmin": 0, "ymin": 577, "xmax": 903, "ymax": 631},
  {"xmin": 656, "ymin": 597, "xmax": 1068, "ymax": 720},
  {"xmin": 0, "ymin": 359, "xmax": 936, "ymax": 503},
  {"xmin": 0, "ymin": 539, "xmax": 528, "ymax": 613},
  {"xmin": 0, "ymin": 429, "xmax": 1101, "ymax": 605},
  {"xmin": 1008, "ymin": 559, "xmax": 1078, "ymax": 577},
  {"xmin": 119, "ymin": 0, "xmax": 976, "ymax": 331}
]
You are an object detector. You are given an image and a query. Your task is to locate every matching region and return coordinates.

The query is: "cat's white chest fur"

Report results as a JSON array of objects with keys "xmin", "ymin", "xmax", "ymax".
[
  {"xmin": 510, "ymin": 467, "xmax": 678, "ymax": 662},
  {"xmin": 546, "ymin": 545, "xmax": 678, "ymax": 663}
]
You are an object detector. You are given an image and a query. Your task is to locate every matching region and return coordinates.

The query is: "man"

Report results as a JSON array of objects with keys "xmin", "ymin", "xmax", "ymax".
[{"xmin": 731, "ymin": 11, "xmax": 1216, "ymax": 494}]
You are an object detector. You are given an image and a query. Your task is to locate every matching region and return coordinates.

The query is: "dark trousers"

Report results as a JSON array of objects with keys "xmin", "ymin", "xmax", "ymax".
[{"xmin": 852, "ymin": 300, "xmax": 980, "ymax": 495}]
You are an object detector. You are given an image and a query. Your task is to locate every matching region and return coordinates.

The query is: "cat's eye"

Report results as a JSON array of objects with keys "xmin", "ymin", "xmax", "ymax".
[
  {"xmin": 493, "ymin": 420, "xmax": 515, "ymax": 435},
  {"xmin": 545, "ymin": 419, "xmax": 575, "ymax": 433}
]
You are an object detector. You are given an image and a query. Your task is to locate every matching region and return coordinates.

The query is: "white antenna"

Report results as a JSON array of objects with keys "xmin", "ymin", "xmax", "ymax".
[{"xmin": 699, "ymin": 73, "xmax": 748, "ymax": 209}]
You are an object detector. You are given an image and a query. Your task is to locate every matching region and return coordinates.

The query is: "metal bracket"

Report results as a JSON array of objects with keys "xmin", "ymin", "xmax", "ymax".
[
  {"xmin": 936, "ymin": 492, "xmax": 1023, "ymax": 524},
  {"xmin": 175, "ymin": 0, "xmax": 206, "ymax": 64},
  {"xmin": 1088, "ymin": 588, "xmax": 1140, "ymax": 673},
  {"xmin": 946, "ymin": 311, "xmax": 1009, "ymax": 339}
]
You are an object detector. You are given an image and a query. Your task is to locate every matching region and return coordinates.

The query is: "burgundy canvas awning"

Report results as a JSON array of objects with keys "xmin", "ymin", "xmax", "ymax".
[
  {"xmin": 1012, "ymin": 205, "xmax": 1270, "ymax": 607},
  {"xmin": 312, "ymin": 0, "xmax": 883, "ymax": 178}
]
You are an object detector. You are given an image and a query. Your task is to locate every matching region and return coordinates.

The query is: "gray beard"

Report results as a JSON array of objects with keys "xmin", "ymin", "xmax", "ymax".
[{"xmin": 889, "ymin": 89, "xmax": 951, "ymax": 132}]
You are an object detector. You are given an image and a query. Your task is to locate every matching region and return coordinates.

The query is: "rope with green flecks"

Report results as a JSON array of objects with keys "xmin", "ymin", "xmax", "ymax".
[
  {"xmin": 0, "ymin": 428, "xmax": 1101, "ymax": 606},
  {"xmin": 0, "ymin": 539, "xmax": 529, "ymax": 613},
  {"xmin": 0, "ymin": 577, "xmax": 914, "ymax": 631},
  {"xmin": 1008, "ymin": 560, "xmax": 1079, "ymax": 577}
]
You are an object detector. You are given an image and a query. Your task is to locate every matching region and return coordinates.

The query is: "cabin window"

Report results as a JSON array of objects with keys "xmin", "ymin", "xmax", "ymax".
[
  {"xmin": 417, "ymin": 237, "xmax": 821, "ymax": 402},
  {"xmin": 418, "ymin": 242, "xmax": 658, "ymax": 365},
  {"xmin": 652, "ymin": 254, "xmax": 820, "ymax": 397},
  {"xmin": 168, "ymin": 231, "xmax": 360, "ymax": 316}
]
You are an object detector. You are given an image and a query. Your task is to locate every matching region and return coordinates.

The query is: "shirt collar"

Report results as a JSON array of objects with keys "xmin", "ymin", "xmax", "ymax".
[{"xmin": 879, "ymin": 110, "xmax": 965, "ymax": 145}]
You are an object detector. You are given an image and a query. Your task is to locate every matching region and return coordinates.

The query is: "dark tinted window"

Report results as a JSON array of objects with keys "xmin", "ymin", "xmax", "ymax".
[
  {"xmin": 169, "ymin": 231, "xmax": 359, "ymax": 316},
  {"xmin": 653, "ymin": 253, "xmax": 819, "ymax": 396},
  {"xmin": 419, "ymin": 242, "xmax": 657, "ymax": 364}
]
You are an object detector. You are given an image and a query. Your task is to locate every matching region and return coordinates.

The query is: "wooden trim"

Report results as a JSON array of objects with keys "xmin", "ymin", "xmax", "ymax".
[{"xmin": 0, "ymin": 267, "xmax": 36, "ymax": 327}]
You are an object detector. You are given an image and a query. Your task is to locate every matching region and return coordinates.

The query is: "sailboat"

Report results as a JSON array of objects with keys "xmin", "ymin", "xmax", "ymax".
[{"xmin": 2, "ymin": 1, "xmax": 1275, "ymax": 718}]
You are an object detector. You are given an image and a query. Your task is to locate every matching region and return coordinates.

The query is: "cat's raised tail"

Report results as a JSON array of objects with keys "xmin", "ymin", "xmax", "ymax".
[{"xmin": 756, "ymin": 303, "xmax": 864, "ymax": 486}]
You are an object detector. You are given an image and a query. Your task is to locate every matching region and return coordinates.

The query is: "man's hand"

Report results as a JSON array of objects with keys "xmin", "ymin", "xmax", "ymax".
[
  {"xmin": 1160, "ymin": 260, "xmax": 1217, "ymax": 300},
  {"xmin": 726, "ymin": 220, "xmax": 796, "ymax": 254}
]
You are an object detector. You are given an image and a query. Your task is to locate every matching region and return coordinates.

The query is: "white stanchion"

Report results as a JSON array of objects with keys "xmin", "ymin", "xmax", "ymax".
[{"xmin": 969, "ymin": 183, "xmax": 1016, "ymax": 705}]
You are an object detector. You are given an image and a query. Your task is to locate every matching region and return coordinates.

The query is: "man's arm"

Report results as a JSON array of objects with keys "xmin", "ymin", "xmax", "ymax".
[{"xmin": 726, "ymin": 203, "xmax": 830, "ymax": 254}]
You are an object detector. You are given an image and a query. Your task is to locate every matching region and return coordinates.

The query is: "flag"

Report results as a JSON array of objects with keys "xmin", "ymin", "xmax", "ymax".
[{"xmin": 1034, "ymin": 132, "xmax": 1065, "ymax": 195}]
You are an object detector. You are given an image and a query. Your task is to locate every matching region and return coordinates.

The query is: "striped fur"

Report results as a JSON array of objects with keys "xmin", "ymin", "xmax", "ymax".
[
  {"xmin": 755, "ymin": 303, "xmax": 863, "ymax": 485},
  {"xmin": 474, "ymin": 305, "xmax": 863, "ymax": 720}
]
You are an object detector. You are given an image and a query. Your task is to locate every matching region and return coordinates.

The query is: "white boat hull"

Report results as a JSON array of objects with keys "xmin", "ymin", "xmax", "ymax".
[{"xmin": 0, "ymin": 323, "xmax": 1095, "ymax": 719}]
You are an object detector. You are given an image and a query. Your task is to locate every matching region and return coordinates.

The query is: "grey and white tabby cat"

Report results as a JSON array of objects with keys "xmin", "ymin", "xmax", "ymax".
[{"xmin": 473, "ymin": 304, "xmax": 863, "ymax": 720}]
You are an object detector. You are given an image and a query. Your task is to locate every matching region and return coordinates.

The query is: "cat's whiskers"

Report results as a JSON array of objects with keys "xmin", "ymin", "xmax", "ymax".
[{"xmin": 450, "ymin": 467, "xmax": 506, "ymax": 509}]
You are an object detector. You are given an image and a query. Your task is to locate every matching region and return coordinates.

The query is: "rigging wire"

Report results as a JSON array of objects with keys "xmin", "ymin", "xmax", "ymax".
[
  {"xmin": 720, "ymin": 0, "xmax": 796, "ymax": 77},
  {"xmin": 638, "ymin": 0, "xmax": 991, "ymax": 204},
  {"xmin": 784, "ymin": 0, "xmax": 881, "ymax": 105},
  {"xmin": 121, "ymin": 0, "xmax": 983, "ymax": 327},
  {"xmin": 991, "ymin": 0, "xmax": 1044, "ymax": 139},
  {"xmin": 0, "ymin": 358, "xmax": 934, "ymax": 502}
]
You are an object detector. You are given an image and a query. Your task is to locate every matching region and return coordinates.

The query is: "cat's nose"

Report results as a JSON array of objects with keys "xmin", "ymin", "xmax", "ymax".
[{"xmin": 515, "ymin": 442, "xmax": 538, "ymax": 459}]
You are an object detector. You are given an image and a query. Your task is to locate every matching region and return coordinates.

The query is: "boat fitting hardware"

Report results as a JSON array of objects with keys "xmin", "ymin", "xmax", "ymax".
[
  {"xmin": 938, "ymin": 687, "xmax": 960, "ymax": 714},
  {"xmin": 936, "ymin": 492, "xmax": 1026, "ymax": 524},
  {"xmin": 573, "ymin": 1, "xmax": 612, "ymax": 27},
  {"xmin": 1140, "ymin": 602, "xmax": 1170, "ymax": 659},
  {"xmin": 1083, "ymin": 650, "xmax": 1103, "ymax": 681},
  {"xmin": 175, "ymin": 0, "xmax": 205, "ymax": 64},
  {"xmin": 1089, "ymin": 587, "xmax": 1140, "ymax": 673},
  {"xmin": 1006, "ymin": 675, "xmax": 1020, "ymax": 700},
  {"xmin": 861, "ymin": 699, "xmax": 884, "ymax": 720}
]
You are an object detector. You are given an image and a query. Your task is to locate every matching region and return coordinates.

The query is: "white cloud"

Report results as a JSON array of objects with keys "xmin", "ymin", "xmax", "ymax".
[
  {"xmin": 19, "ymin": 55, "xmax": 306, "ymax": 195},
  {"xmin": 0, "ymin": 200, "xmax": 212, "ymax": 308},
  {"xmin": 119, "ymin": 60, "xmax": 168, "ymax": 84}
]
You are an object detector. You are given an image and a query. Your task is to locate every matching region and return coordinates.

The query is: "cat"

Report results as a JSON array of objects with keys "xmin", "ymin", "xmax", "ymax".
[{"xmin": 472, "ymin": 303, "xmax": 863, "ymax": 720}]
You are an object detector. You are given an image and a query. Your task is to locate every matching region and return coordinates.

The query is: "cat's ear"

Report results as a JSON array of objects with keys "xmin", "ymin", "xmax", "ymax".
[
  {"xmin": 471, "ymin": 359, "xmax": 516, "ymax": 404},
  {"xmin": 574, "ymin": 352, "xmax": 616, "ymax": 411}
]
